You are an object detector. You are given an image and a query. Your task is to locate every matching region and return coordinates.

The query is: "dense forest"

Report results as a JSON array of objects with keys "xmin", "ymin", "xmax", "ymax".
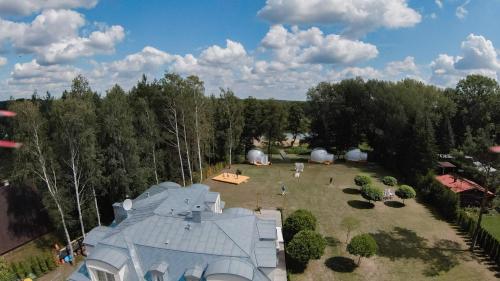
[{"xmin": 0, "ymin": 73, "xmax": 498, "ymax": 257}]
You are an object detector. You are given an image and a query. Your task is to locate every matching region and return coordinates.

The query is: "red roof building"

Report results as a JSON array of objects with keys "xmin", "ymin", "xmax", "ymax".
[
  {"xmin": 435, "ymin": 174, "xmax": 493, "ymax": 195},
  {"xmin": 435, "ymin": 174, "xmax": 494, "ymax": 206}
]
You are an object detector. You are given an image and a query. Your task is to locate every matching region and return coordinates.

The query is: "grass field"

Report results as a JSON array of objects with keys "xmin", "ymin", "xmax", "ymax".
[
  {"xmin": 206, "ymin": 158, "xmax": 500, "ymax": 281},
  {"xmin": 482, "ymin": 214, "xmax": 500, "ymax": 241}
]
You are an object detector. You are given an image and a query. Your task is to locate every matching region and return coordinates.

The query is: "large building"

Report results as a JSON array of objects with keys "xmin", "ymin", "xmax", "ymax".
[{"xmin": 68, "ymin": 181, "xmax": 283, "ymax": 281}]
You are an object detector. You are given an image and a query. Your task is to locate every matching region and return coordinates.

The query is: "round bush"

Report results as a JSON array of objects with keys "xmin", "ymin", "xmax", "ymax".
[
  {"xmin": 286, "ymin": 230, "xmax": 326, "ymax": 265},
  {"xmin": 361, "ymin": 185, "xmax": 383, "ymax": 203},
  {"xmin": 283, "ymin": 209, "xmax": 317, "ymax": 242},
  {"xmin": 347, "ymin": 234, "xmax": 378, "ymax": 265},
  {"xmin": 354, "ymin": 175, "xmax": 371, "ymax": 187},
  {"xmin": 382, "ymin": 176, "xmax": 398, "ymax": 186},
  {"xmin": 396, "ymin": 185, "xmax": 416, "ymax": 204}
]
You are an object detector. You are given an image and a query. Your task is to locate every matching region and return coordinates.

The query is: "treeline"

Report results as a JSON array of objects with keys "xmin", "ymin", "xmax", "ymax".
[
  {"xmin": 307, "ymin": 75, "xmax": 500, "ymax": 184},
  {"xmin": 1, "ymin": 73, "xmax": 306, "ymax": 257},
  {"xmin": 1, "ymin": 72, "xmax": 498, "ymax": 259}
]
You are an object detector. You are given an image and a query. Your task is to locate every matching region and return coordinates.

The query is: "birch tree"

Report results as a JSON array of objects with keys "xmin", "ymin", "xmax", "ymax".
[
  {"xmin": 52, "ymin": 97, "xmax": 97, "ymax": 238},
  {"xmin": 10, "ymin": 101, "xmax": 74, "ymax": 258}
]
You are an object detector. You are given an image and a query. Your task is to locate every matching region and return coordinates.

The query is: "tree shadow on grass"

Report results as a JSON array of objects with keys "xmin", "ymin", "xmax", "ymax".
[
  {"xmin": 342, "ymin": 187, "xmax": 360, "ymax": 195},
  {"xmin": 384, "ymin": 201, "xmax": 405, "ymax": 208},
  {"xmin": 347, "ymin": 200, "xmax": 374, "ymax": 209},
  {"xmin": 371, "ymin": 227, "xmax": 466, "ymax": 277},
  {"xmin": 325, "ymin": 256, "xmax": 357, "ymax": 273}
]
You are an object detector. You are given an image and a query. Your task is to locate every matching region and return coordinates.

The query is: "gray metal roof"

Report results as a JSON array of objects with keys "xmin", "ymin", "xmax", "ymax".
[
  {"xmin": 205, "ymin": 259, "xmax": 254, "ymax": 280},
  {"xmin": 257, "ymin": 220, "xmax": 277, "ymax": 240},
  {"xmin": 83, "ymin": 226, "xmax": 111, "ymax": 246},
  {"xmin": 149, "ymin": 261, "xmax": 169, "ymax": 273},
  {"xmin": 87, "ymin": 246, "xmax": 129, "ymax": 269},
  {"xmin": 71, "ymin": 181, "xmax": 277, "ymax": 281}
]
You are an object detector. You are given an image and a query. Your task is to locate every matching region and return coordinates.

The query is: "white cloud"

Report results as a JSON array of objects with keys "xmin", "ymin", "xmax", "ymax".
[
  {"xmin": 455, "ymin": 34, "xmax": 500, "ymax": 70},
  {"xmin": 0, "ymin": 57, "xmax": 7, "ymax": 66},
  {"xmin": 456, "ymin": 0, "xmax": 470, "ymax": 20},
  {"xmin": 261, "ymin": 25, "xmax": 378, "ymax": 66},
  {"xmin": 199, "ymin": 40, "xmax": 248, "ymax": 65},
  {"xmin": 435, "ymin": 0, "xmax": 443, "ymax": 9},
  {"xmin": 0, "ymin": 0, "xmax": 97, "ymax": 16},
  {"xmin": 430, "ymin": 34, "xmax": 500, "ymax": 87},
  {"xmin": 0, "ymin": 59, "xmax": 81, "ymax": 98},
  {"xmin": 0, "ymin": 9, "xmax": 124, "ymax": 65},
  {"xmin": 385, "ymin": 56, "xmax": 418, "ymax": 76},
  {"xmin": 430, "ymin": 13, "xmax": 437, "ymax": 20},
  {"xmin": 257, "ymin": 0, "xmax": 421, "ymax": 37}
]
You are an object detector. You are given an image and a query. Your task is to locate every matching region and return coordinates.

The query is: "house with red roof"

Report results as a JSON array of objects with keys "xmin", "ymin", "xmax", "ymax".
[{"xmin": 435, "ymin": 174, "xmax": 495, "ymax": 206}]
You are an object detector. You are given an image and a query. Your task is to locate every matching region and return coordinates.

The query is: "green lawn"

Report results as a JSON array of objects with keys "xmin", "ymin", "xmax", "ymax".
[
  {"xmin": 206, "ymin": 158, "xmax": 499, "ymax": 281},
  {"xmin": 482, "ymin": 214, "xmax": 500, "ymax": 241}
]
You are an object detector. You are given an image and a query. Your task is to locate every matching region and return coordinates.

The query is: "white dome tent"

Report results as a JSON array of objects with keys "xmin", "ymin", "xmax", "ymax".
[
  {"xmin": 345, "ymin": 148, "xmax": 368, "ymax": 162},
  {"xmin": 247, "ymin": 149, "xmax": 270, "ymax": 165},
  {"xmin": 310, "ymin": 148, "xmax": 334, "ymax": 164}
]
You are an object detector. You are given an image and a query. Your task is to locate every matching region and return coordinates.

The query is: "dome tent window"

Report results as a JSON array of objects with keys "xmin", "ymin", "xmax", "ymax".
[
  {"xmin": 310, "ymin": 148, "xmax": 334, "ymax": 164},
  {"xmin": 247, "ymin": 149, "xmax": 270, "ymax": 165}
]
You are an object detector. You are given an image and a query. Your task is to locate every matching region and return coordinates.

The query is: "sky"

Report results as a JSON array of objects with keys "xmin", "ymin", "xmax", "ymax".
[{"xmin": 0, "ymin": 0, "xmax": 499, "ymax": 100}]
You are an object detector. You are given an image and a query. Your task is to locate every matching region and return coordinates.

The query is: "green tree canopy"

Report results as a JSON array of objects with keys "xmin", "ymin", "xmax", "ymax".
[
  {"xmin": 286, "ymin": 230, "xmax": 326, "ymax": 265},
  {"xmin": 361, "ymin": 185, "xmax": 383, "ymax": 204},
  {"xmin": 283, "ymin": 209, "xmax": 317, "ymax": 242},
  {"xmin": 354, "ymin": 175, "xmax": 371, "ymax": 187},
  {"xmin": 347, "ymin": 234, "xmax": 378, "ymax": 265},
  {"xmin": 395, "ymin": 185, "xmax": 416, "ymax": 204}
]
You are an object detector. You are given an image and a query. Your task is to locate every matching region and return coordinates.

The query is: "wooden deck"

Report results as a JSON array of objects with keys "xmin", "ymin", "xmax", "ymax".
[{"xmin": 211, "ymin": 173, "xmax": 250, "ymax": 185}]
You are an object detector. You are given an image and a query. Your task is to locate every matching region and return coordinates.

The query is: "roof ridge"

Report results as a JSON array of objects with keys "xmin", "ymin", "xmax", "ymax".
[{"xmin": 213, "ymin": 217, "xmax": 256, "ymax": 259}]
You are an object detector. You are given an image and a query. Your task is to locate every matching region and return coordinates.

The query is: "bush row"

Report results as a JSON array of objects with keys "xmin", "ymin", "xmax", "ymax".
[
  {"xmin": 456, "ymin": 210, "xmax": 500, "ymax": 266},
  {"xmin": 9, "ymin": 253, "xmax": 57, "ymax": 279}
]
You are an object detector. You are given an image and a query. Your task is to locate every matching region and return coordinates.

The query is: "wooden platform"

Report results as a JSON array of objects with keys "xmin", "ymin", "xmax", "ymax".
[{"xmin": 212, "ymin": 173, "xmax": 250, "ymax": 185}]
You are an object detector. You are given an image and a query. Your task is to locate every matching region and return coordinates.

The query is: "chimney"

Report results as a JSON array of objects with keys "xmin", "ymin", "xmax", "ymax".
[
  {"xmin": 192, "ymin": 205, "xmax": 202, "ymax": 223},
  {"xmin": 113, "ymin": 202, "xmax": 128, "ymax": 224}
]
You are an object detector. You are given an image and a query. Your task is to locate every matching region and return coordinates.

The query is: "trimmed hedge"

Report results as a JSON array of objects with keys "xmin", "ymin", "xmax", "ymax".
[
  {"xmin": 283, "ymin": 209, "xmax": 317, "ymax": 242},
  {"xmin": 361, "ymin": 184, "xmax": 383, "ymax": 203},
  {"xmin": 382, "ymin": 176, "xmax": 398, "ymax": 186},
  {"xmin": 457, "ymin": 210, "xmax": 500, "ymax": 266},
  {"xmin": 354, "ymin": 175, "xmax": 371, "ymax": 187},
  {"xmin": 286, "ymin": 230, "xmax": 326, "ymax": 265}
]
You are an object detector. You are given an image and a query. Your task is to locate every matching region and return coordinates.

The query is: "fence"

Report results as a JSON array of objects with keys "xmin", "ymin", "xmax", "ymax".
[{"xmin": 456, "ymin": 209, "xmax": 500, "ymax": 265}]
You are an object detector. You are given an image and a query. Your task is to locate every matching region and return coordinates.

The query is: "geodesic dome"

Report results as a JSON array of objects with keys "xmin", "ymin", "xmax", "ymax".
[
  {"xmin": 247, "ymin": 149, "xmax": 269, "ymax": 165},
  {"xmin": 310, "ymin": 148, "xmax": 334, "ymax": 163},
  {"xmin": 345, "ymin": 148, "xmax": 368, "ymax": 162}
]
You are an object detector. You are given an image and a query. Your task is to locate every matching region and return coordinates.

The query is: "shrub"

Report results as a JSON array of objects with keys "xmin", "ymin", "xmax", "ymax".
[
  {"xmin": 283, "ymin": 209, "xmax": 317, "ymax": 242},
  {"xmin": 37, "ymin": 255, "xmax": 48, "ymax": 273},
  {"xmin": 347, "ymin": 234, "xmax": 378, "ymax": 265},
  {"xmin": 12, "ymin": 262, "xmax": 25, "ymax": 279},
  {"xmin": 0, "ymin": 258, "xmax": 16, "ymax": 281},
  {"xmin": 382, "ymin": 176, "xmax": 398, "ymax": 186},
  {"xmin": 354, "ymin": 175, "xmax": 371, "ymax": 187},
  {"xmin": 360, "ymin": 185, "xmax": 383, "ymax": 204},
  {"xmin": 30, "ymin": 256, "xmax": 42, "ymax": 277},
  {"xmin": 396, "ymin": 185, "xmax": 416, "ymax": 204},
  {"xmin": 19, "ymin": 261, "xmax": 30, "ymax": 278},
  {"xmin": 45, "ymin": 254, "xmax": 57, "ymax": 270},
  {"xmin": 286, "ymin": 230, "xmax": 326, "ymax": 265}
]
